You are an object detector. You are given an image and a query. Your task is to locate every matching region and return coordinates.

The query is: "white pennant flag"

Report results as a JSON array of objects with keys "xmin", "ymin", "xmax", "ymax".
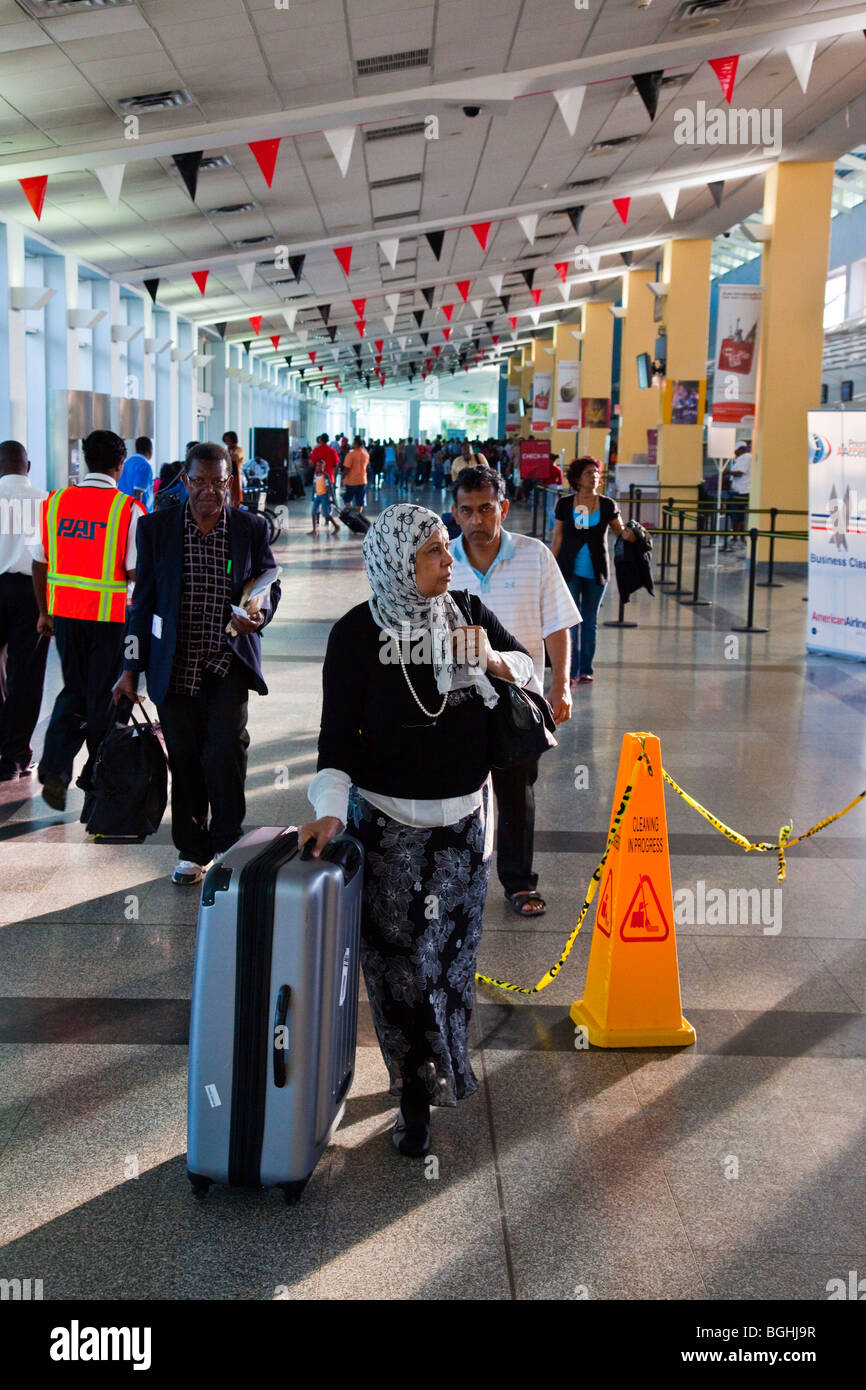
[
  {"xmin": 465, "ymin": 323, "xmax": 474, "ymax": 337},
  {"xmin": 397, "ymin": 335, "xmax": 406, "ymax": 349},
  {"xmin": 786, "ymin": 40, "xmax": 816, "ymax": 93},
  {"xmin": 94, "ymin": 163, "xmax": 125, "ymax": 206},
  {"xmin": 488, "ymin": 274, "xmax": 504, "ymax": 296},
  {"xmin": 529, "ymin": 308, "xmax": 542, "ymax": 326},
  {"xmin": 517, "ymin": 213, "xmax": 538, "ymax": 245},
  {"xmin": 324, "ymin": 125, "xmax": 356, "ymax": 177},
  {"xmin": 658, "ymin": 185, "xmax": 680, "ymax": 219},
  {"xmin": 385, "ymin": 293, "xmax": 400, "ymax": 314},
  {"xmin": 238, "ymin": 261, "xmax": 256, "ymax": 291},
  {"xmin": 383, "ymin": 313, "xmax": 396, "ymax": 333},
  {"xmin": 511, "ymin": 330, "xmax": 519, "ymax": 341},
  {"xmin": 559, "ymin": 282, "xmax": 571, "ymax": 303},
  {"xmin": 587, "ymin": 251, "xmax": 601, "ymax": 273},
  {"xmin": 379, "ymin": 237, "xmax": 400, "ymax": 268},
  {"xmin": 553, "ymin": 85, "xmax": 586, "ymax": 137},
  {"xmin": 470, "ymin": 297, "xmax": 484, "ymax": 318},
  {"xmin": 282, "ymin": 307, "xmax": 298, "ymax": 331},
  {"xmin": 296, "ymin": 328, "xmax": 308, "ymax": 346}
]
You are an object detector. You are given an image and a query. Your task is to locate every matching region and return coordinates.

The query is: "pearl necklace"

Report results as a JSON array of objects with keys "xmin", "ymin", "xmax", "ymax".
[{"xmin": 397, "ymin": 640, "xmax": 449, "ymax": 719}]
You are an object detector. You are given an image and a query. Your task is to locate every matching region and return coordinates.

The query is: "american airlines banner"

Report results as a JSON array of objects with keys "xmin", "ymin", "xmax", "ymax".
[
  {"xmin": 712, "ymin": 284, "xmax": 763, "ymax": 424},
  {"xmin": 807, "ymin": 410, "xmax": 866, "ymax": 659}
]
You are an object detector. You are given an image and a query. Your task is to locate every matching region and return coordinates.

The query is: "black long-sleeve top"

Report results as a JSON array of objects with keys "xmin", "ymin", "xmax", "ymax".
[{"xmin": 317, "ymin": 591, "xmax": 530, "ymax": 798}]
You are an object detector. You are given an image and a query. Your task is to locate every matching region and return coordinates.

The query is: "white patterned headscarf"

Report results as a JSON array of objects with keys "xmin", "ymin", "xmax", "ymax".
[{"xmin": 363, "ymin": 503, "xmax": 499, "ymax": 707}]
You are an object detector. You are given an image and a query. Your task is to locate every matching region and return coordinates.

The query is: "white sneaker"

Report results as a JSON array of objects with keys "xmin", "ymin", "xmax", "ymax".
[{"xmin": 172, "ymin": 860, "xmax": 203, "ymax": 886}]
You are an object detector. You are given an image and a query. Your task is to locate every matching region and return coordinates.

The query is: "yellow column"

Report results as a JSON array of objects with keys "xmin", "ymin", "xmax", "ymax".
[
  {"xmin": 551, "ymin": 315, "xmax": 584, "ymax": 465},
  {"xmin": 656, "ymin": 239, "xmax": 712, "ymax": 488},
  {"xmin": 520, "ymin": 341, "xmax": 544, "ymax": 441},
  {"xmin": 577, "ymin": 301, "xmax": 613, "ymax": 461},
  {"xmin": 618, "ymin": 269, "xmax": 660, "ymax": 465},
  {"xmin": 753, "ymin": 161, "xmax": 834, "ymax": 562}
]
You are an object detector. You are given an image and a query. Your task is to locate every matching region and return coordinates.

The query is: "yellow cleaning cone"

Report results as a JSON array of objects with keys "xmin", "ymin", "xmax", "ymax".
[{"xmin": 570, "ymin": 732, "xmax": 695, "ymax": 1048}]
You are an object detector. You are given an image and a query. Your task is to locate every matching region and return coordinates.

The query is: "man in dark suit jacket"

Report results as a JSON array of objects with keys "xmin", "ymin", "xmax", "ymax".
[{"xmin": 113, "ymin": 443, "xmax": 281, "ymax": 884}]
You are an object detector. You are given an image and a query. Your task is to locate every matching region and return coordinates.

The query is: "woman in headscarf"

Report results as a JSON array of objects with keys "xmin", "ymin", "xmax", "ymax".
[{"xmin": 300, "ymin": 504, "xmax": 533, "ymax": 1158}]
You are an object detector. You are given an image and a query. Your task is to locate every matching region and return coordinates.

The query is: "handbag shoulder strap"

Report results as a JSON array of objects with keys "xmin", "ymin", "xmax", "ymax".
[{"xmin": 451, "ymin": 589, "xmax": 474, "ymax": 624}]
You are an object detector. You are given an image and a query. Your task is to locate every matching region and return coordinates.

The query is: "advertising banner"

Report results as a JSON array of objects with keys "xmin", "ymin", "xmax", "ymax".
[
  {"xmin": 505, "ymin": 384, "xmax": 521, "ymax": 433},
  {"xmin": 807, "ymin": 409, "xmax": 866, "ymax": 659},
  {"xmin": 519, "ymin": 438, "xmax": 552, "ymax": 482},
  {"xmin": 712, "ymin": 284, "xmax": 763, "ymax": 424},
  {"xmin": 531, "ymin": 371, "xmax": 553, "ymax": 432},
  {"xmin": 555, "ymin": 360, "xmax": 581, "ymax": 429}
]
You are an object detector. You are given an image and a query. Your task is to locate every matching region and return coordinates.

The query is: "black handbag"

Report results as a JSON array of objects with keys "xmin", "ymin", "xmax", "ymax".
[
  {"xmin": 488, "ymin": 676, "xmax": 558, "ymax": 769},
  {"xmin": 81, "ymin": 697, "xmax": 168, "ymax": 842}
]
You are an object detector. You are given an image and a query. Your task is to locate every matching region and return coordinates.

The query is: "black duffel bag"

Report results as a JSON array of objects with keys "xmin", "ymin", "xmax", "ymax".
[
  {"xmin": 487, "ymin": 675, "xmax": 558, "ymax": 770},
  {"xmin": 81, "ymin": 697, "xmax": 168, "ymax": 842}
]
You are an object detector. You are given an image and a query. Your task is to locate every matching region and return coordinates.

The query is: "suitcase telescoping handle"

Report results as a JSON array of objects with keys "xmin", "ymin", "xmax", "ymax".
[{"xmin": 273, "ymin": 984, "xmax": 291, "ymax": 1087}]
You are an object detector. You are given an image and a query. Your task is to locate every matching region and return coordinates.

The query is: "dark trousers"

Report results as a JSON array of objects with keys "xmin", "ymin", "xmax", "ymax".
[
  {"xmin": 39, "ymin": 615, "xmax": 125, "ymax": 789},
  {"xmin": 491, "ymin": 757, "xmax": 539, "ymax": 895},
  {"xmin": 0, "ymin": 573, "xmax": 49, "ymax": 770},
  {"xmin": 157, "ymin": 661, "xmax": 250, "ymax": 864}
]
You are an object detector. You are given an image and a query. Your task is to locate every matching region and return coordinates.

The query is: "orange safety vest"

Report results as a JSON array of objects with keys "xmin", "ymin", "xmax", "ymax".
[{"xmin": 41, "ymin": 486, "xmax": 138, "ymax": 622}]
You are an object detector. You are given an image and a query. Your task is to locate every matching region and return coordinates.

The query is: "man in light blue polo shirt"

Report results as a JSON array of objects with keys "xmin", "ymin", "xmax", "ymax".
[
  {"xmin": 450, "ymin": 463, "xmax": 579, "ymax": 918},
  {"xmin": 117, "ymin": 435, "xmax": 154, "ymax": 512}
]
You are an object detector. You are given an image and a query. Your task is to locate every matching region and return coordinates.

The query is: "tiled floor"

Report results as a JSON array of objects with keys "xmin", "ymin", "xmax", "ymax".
[{"xmin": 1, "ymin": 485, "xmax": 864, "ymax": 1301}]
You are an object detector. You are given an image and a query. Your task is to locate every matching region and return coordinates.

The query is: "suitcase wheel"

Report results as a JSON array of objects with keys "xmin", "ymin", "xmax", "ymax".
[
  {"xmin": 279, "ymin": 1178, "xmax": 309, "ymax": 1206},
  {"xmin": 188, "ymin": 1172, "xmax": 213, "ymax": 1199}
]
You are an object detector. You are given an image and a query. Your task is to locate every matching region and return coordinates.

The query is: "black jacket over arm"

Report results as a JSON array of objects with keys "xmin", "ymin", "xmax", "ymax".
[
  {"xmin": 554, "ymin": 492, "xmax": 620, "ymax": 585},
  {"xmin": 124, "ymin": 503, "xmax": 281, "ymax": 706},
  {"xmin": 318, "ymin": 590, "xmax": 529, "ymax": 799}
]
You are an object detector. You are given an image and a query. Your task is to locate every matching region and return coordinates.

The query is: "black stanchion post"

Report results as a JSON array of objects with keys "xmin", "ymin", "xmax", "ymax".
[
  {"xmin": 531, "ymin": 482, "xmax": 539, "ymax": 537},
  {"xmin": 733, "ymin": 528, "xmax": 769, "ymax": 634},
  {"xmin": 628, "ymin": 482, "xmax": 635, "ymax": 520},
  {"xmin": 757, "ymin": 506, "xmax": 783, "ymax": 588},
  {"xmin": 660, "ymin": 500, "xmax": 678, "ymax": 586},
  {"xmin": 634, "ymin": 487, "xmax": 642, "ymax": 525},
  {"xmin": 680, "ymin": 525, "xmax": 711, "ymax": 607},
  {"xmin": 672, "ymin": 509, "xmax": 686, "ymax": 594}
]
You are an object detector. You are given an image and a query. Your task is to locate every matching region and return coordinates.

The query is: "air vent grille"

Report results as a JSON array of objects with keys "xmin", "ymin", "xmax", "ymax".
[
  {"xmin": 200, "ymin": 155, "xmax": 233, "ymax": 171},
  {"xmin": 370, "ymin": 173, "xmax": 422, "ymax": 191},
  {"xmin": 365, "ymin": 121, "xmax": 427, "ymax": 142},
  {"xmin": 357, "ymin": 49, "xmax": 430, "ymax": 77},
  {"xmin": 116, "ymin": 89, "xmax": 192, "ymax": 114},
  {"xmin": 588, "ymin": 135, "xmax": 641, "ymax": 155},
  {"xmin": 232, "ymin": 236, "xmax": 273, "ymax": 247},
  {"xmin": 675, "ymin": 0, "xmax": 745, "ymax": 16},
  {"xmin": 16, "ymin": 0, "xmax": 133, "ymax": 16},
  {"xmin": 208, "ymin": 203, "xmax": 256, "ymax": 216}
]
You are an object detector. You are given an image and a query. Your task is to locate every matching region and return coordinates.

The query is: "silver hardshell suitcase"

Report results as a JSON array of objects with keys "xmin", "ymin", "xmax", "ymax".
[{"xmin": 187, "ymin": 827, "xmax": 363, "ymax": 1203}]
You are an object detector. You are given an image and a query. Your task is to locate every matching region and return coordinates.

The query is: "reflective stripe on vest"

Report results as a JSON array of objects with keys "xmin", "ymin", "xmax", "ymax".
[{"xmin": 45, "ymin": 487, "xmax": 132, "ymax": 622}]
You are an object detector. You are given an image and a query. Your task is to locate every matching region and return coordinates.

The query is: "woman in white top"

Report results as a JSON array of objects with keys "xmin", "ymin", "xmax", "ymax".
[{"xmin": 300, "ymin": 503, "xmax": 533, "ymax": 1158}]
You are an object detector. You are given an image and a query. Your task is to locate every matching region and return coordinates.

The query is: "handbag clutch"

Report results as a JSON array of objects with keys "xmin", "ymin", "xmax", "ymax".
[{"xmin": 488, "ymin": 675, "xmax": 558, "ymax": 770}]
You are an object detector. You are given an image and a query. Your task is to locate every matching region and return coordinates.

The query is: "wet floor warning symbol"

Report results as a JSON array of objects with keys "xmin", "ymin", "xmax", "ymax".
[
  {"xmin": 619, "ymin": 875, "xmax": 670, "ymax": 943},
  {"xmin": 596, "ymin": 869, "xmax": 613, "ymax": 936}
]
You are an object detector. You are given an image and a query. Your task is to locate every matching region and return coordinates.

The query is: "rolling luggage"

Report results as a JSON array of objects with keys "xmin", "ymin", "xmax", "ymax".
[
  {"xmin": 187, "ymin": 828, "xmax": 363, "ymax": 1203},
  {"xmin": 80, "ymin": 697, "xmax": 168, "ymax": 841},
  {"xmin": 338, "ymin": 507, "xmax": 370, "ymax": 535}
]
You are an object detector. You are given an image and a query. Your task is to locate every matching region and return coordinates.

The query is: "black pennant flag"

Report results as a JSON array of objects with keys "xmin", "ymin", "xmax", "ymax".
[
  {"xmin": 172, "ymin": 151, "xmax": 203, "ymax": 202},
  {"xmin": 352, "ymin": 343, "xmax": 362, "ymax": 359},
  {"xmin": 242, "ymin": 340, "xmax": 252, "ymax": 353},
  {"xmin": 621, "ymin": 250, "xmax": 633, "ymax": 267},
  {"xmin": 319, "ymin": 303, "xmax": 330, "ymax": 325},
  {"xmin": 485, "ymin": 319, "xmax": 495, "ymax": 332},
  {"xmin": 421, "ymin": 286, "xmax": 435, "ymax": 308},
  {"xmin": 214, "ymin": 321, "xmax": 227, "ymax": 339},
  {"xmin": 298, "ymin": 366, "xmax": 306, "ymax": 378},
  {"xmin": 565, "ymin": 205, "xmax": 585, "ymax": 235},
  {"xmin": 521, "ymin": 268, "xmax": 536, "ymax": 290},
  {"xmin": 419, "ymin": 331, "xmax": 429, "ymax": 346},
  {"xmin": 283, "ymin": 355, "xmax": 292, "ymax": 368},
  {"xmin": 289, "ymin": 254, "xmax": 305, "ymax": 283},
  {"xmin": 632, "ymin": 70, "xmax": 664, "ymax": 122},
  {"xmin": 424, "ymin": 230, "xmax": 445, "ymax": 261},
  {"xmin": 144, "ymin": 278, "xmax": 160, "ymax": 304},
  {"xmin": 413, "ymin": 309, "xmax": 425, "ymax": 328},
  {"xmin": 708, "ymin": 180, "xmax": 725, "ymax": 208},
  {"xmin": 500, "ymin": 294, "xmax": 511, "ymax": 313},
  {"xmin": 326, "ymin": 325, "xmax": 337, "ymax": 341},
  {"xmin": 365, "ymin": 374, "xmax": 371, "ymax": 388}
]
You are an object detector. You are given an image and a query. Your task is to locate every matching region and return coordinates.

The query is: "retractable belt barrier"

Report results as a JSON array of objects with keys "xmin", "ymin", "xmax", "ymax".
[{"xmin": 476, "ymin": 737, "xmax": 866, "ymax": 998}]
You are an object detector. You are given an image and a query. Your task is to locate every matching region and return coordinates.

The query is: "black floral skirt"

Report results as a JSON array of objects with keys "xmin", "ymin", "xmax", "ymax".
[{"xmin": 347, "ymin": 785, "xmax": 491, "ymax": 1108}]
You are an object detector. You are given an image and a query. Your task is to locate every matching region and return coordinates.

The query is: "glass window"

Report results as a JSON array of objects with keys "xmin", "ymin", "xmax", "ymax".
[{"xmin": 824, "ymin": 271, "xmax": 847, "ymax": 330}]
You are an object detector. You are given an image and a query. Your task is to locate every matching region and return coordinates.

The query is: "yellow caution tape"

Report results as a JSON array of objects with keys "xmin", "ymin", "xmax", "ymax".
[{"xmin": 474, "ymin": 750, "xmax": 648, "ymax": 996}]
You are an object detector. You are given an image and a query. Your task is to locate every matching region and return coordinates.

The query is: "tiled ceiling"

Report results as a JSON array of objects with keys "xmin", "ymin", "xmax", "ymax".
[{"xmin": 0, "ymin": 0, "xmax": 863, "ymax": 388}]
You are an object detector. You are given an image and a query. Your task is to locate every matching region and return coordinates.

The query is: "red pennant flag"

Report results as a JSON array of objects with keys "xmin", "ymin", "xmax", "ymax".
[
  {"xmin": 433, "ymin": 345, "xmax": 441, "ymax": 357},
  {"xmin": 374, "ymin": 356, "xmax": 382, "ymax": 367},
  {"xmin": 248, "ymin": 138, "xmax": 281, "ymax": 188},
  {"xmin": 463, "ymin": 364, "xmax": 470, "ymax": 372},
  {"xmin": 554, "ymin": 262, "xmax": 569, "ymax": 282},
  {"xmin": 709, "ymin": 55, "xmax": 739, "ymax": 104},
  {"xmin": 351, "ymin": 297, "xmax": 366, "ymax": 317},
  {"xmin": 613, "ymin": 196, "xmax": 631, "ymax": 224},
  {"xmin": 321, "ymin": 377, "xmax": 329, "ymax": 388},
  {"xmin": 471, "ymin": 221, "xmax": 492, "ymax": 251},
  {"xmin": 270, "ymin": 335, "xmax": 280, "ymax": 350},
  {"xmin": 425, "ymin": 358, "xmax": 433, "ymax": 370},
  {"xmin": 355, "ymin": 319, "xmax": 366, "ymax": 337},
  {"xmin": 191, "ymin": 270, "xmax": 209, "ymax": 295},
  {"xmin": 421, "ymin": 371, "xmax": 427, "ymax": 380},
  {"xmin": 337, "ymin": 385, "xmax": 343, "ymax": 394},
  {"xmin": 455, "ymin": 280, "xmax": 471, "ymax": 302},
  {"xmin": 509, "ymin": 316, "xmax": 518, "ymax": 329},
  {"xmin": 530, "ymin": 288, "xmax": 542, "ymax": 305},
  {"xmin": 374, "ymin": 339, "xmax": 383, "ymax": 354},
  {"xmin": 442, "ymin": 327, "xmax": 452, "ymax": 341},
  {"xmin": 441, "ymin": 304, "xmax": 454, "ymax": 322},
  {"xmin": 309, "ymin": 351, "xmax": 317, "ymax": 365},
  {"xmin": 19, "ymin": 175, "xmax": 47, "ymax": 221},
  {"xmin": 334, "ymin": 245, "xmax": 352, "ymax": 275},
  {"xmin": 492, "ymin": 334, "xmax": 500, "ymax": 345},
  {"xmin": 249, "ymin": 315, "xmax": 262, "ymax": 334}
]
